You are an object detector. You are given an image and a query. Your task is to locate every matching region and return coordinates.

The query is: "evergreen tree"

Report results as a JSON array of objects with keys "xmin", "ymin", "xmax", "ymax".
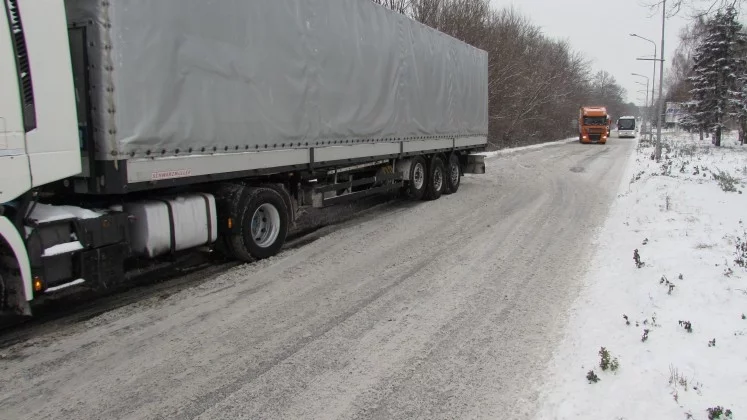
[
  {"xmin": 686, "ymin": 6, "xmax": 746, "ymax": 146},
  {"xmin": 678, "ymin": 105, "xmax": 703, "ymax": 138},
  {"xmin": 733, "ymin": 41, "xmax": 747, "ymax": 145}
]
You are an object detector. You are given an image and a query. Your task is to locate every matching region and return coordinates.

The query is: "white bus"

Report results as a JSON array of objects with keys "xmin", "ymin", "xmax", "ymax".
[{"xmin": 616, "ymin": 116, "xmax": 637, "ymax": 138}]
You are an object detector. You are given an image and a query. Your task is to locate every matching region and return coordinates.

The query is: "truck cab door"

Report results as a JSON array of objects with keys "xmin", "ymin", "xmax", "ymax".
[
  {"xmin": 1, "ymin": 0, "xmax": 24, "ymax": 155},
  {"xmin": 5, "ymin": 0, "xmax": 81, "ymax": 191},
  {"xmin": 0, "ymin": 0, "xmax": 32, "ymax": 203}
]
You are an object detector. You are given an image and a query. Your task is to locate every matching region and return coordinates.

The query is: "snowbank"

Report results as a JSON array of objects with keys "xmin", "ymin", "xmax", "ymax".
[
  {"xmin": 480, "ymin": 137, "xmax": 579, "ymax": 158},
  {"xmin": 536, "ymin": 132, "xmax": 747, "ymax": 420}
]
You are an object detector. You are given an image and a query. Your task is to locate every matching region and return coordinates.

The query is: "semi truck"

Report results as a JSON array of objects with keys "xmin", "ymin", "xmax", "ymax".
[
  {"xmin": 578, "ymin": 106, "xmax": 610, "ymax": 144},
  {"xmin": 0, "ymin": 0, "xmax": 489, "ymax": 316}
]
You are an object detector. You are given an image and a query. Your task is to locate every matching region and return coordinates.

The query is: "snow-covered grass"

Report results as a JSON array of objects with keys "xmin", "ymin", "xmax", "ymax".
[{"xmin": 536, "ymin": 131, "xmax": 747, "ymax": 420}]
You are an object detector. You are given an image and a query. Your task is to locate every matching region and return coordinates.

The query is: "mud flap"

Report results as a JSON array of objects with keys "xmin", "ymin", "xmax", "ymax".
[{"xmin": 0, "ymin": 216, "xmax": 32, "ymax": 316}]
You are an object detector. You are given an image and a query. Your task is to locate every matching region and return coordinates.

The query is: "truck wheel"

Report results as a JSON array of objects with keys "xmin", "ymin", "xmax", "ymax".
[
  {"xmin": 0, "ymin": 265, "xmax": 27, "ymax": 316},
  {"xmin": 0, "ymin": 268, "xmax": 7, "ymax": 312},
  {"xmin": 423, "ymin": 156, "xmax": 445, "ymax": 201},
  {"xmin": 0, "ymin": 267, "xmax": 14, "ymax": 315},
  {"xmin": 225, "ymin": 187, "xmax": 288, "ymax": 262},
  {"xmin": 443, "ymin": 154, "xmax": 461, "ymax": 195},
  {"xmin": 405, "ymin": 156, "xmax": 428, "ymax": 200},
  {"xmin": 214, "ymin": 183, "xmax": 245, "ymax": 259}
]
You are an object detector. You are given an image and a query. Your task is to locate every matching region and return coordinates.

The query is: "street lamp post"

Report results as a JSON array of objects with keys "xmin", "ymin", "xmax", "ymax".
[
  {"xmin": 630, "ymin": 32, "xmax": 659, "ymax": 154},
  {"xmin": 655, "ymin": 0, "xmax": 666, "ymax": 161},
  {"xmin": 632, "ymin": 74, "xmax": 650, "ymax": 139},
  {"xmin": 637, "ymin": 86, "xmax": 649, "ymax": 138},
  {"xmin": 630, "ymin": 34, "xmax": 657, "ymax": 124},
  {"xmin": 635, "ymin": 82, "xmax": 649, "ymax": 111}
]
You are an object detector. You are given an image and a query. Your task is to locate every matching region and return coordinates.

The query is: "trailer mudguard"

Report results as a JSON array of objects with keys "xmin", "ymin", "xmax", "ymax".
[{"xmin": 0, "ymin": 215, "xmax": 33, "ymax": 310}]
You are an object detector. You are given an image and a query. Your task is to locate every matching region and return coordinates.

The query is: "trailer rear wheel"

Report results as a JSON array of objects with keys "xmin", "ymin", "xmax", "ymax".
[
  {"xmin": 225, "ymin": 187, "xmax": 288, "ymax": 262},
  {"xmin": 443, "ymin": 154, "xmax": 461, "ymax": 195},
  {"xmin": 405, "ymin": 156, "xmax": 428, "ymax": 200},
  {"xmin": 423, "ymin": 156, "xmax": 445, "ymax": 201}
]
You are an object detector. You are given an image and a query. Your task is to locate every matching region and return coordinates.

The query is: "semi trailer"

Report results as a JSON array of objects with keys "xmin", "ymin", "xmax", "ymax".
[{"xmin": 0, "ymin": 0, "xmax": 489, "ymax": 315}]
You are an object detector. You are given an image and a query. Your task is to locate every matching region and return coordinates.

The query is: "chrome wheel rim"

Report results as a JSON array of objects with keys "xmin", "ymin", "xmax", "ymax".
[
  {"xmin": 433, "ymin": 167, "xmax": 443, "ymax": 191},
  {"xmin": 450, "ymin": 163, "xmax": 459, "ymax": 187},
  {"xmin": 413, "ymin": 163, "xmax": 425, "ymax": 190},
  {"xmin": 250, "ymin": 203, "xmax": 281, "ymax": 248}
]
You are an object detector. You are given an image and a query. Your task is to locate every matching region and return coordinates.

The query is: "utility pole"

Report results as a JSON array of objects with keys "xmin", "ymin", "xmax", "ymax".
[
  {"xmin": 630, "ymin": 34, "xmax": 657, "ymax": 142},
  {"xmin": 655, "ymin": 0, "xmax": 666, "ymax": 162},
  {"xmin": 632, "ymin": 1, "xmax": 666, "ymax": 162},
  {"xmin": 632, "ymin": 74, "xmax": 650, "ymax": 139}
]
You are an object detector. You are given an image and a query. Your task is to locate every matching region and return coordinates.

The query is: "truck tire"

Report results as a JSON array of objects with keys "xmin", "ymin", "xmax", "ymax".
[
  {"xmin": 443, "ymin": 154, "xmax": 461, "ymax": 195},
  {"xmin": 423, "ymin": 156, "xmax": 445, "ymax": 201},
  {"xmin": 405, "ymin": 156, "xmax": 428, "ymax": 200},
  {"xmin": 224, "ymin": 187, "xmax": 289, "ymax": 262},
  {"xmin": 0, "ymin": 265, "xmax": 23, "ymax": 315},
  {"xmin": 214, "ymin": 183, "xmax": 245, "ymax": 259},
  {"xmin": 0, "ymin": 268, "xmax": 7, "ymax": 312}
]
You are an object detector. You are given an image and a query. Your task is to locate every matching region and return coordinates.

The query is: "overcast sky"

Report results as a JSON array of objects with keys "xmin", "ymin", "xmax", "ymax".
[{"xmin": 491, "ymin": 0, "xmax": 696, "ymax": 105}]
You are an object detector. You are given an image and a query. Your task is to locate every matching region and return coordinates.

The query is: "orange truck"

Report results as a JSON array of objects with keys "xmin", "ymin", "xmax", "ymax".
[{"xmin": 578, "ymin": 106, "xmax": 610, "ymax": 144}]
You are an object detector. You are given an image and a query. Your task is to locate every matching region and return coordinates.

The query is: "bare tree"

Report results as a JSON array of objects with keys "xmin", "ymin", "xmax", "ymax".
[
  {"xmin": 645, "ymin": 0, "xmax": 743, "ymax": 18},
  {"xmin": 369, "ymin": 0, "xmax": 410, "ymax": 14},
  {"xmin": 372, "ymin": 0, "xmax": 636, "ymax": 148},
  {"xmin": 665, "ymin": 17, "xmax": 707, "ymax": 102},
  {"xmin": 410, "ymin": 0, "xmax": 442, "ymax": 27}
]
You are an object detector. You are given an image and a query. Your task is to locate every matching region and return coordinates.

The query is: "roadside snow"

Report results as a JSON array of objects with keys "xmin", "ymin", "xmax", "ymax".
[{"xmin": 536, "ymin": 133, "xmax": 747, "ymax": 420}]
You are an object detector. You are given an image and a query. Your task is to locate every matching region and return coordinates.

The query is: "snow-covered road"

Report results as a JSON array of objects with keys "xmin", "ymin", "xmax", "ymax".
[{"xmin": 0, "ymin": 139, "xmax": 635, "ymax": 420}]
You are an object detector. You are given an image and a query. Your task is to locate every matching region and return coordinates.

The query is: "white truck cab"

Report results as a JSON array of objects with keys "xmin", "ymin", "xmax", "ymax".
[
  {"xmin": 1, "ymin": 0, "xmax": 80, "ymax": 313},
  {"xmin": 1, "ymin": 0, "xmax": 81, "ymax": 204}
]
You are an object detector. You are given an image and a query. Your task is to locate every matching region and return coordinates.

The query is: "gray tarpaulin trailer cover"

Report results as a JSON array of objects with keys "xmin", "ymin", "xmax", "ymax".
[{"xmin": 64, "ymin": 0, "xmax": 488, "ymax": 184}]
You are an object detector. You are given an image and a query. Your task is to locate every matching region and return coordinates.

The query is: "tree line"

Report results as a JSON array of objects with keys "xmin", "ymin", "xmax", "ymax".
[
  {"xmin": 371, "ymin": 0, "xmax": 637, "ymax": 149},
  {"xmin": 664, "ymin": 2, "xmax": 746, "ymax": 145}
]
